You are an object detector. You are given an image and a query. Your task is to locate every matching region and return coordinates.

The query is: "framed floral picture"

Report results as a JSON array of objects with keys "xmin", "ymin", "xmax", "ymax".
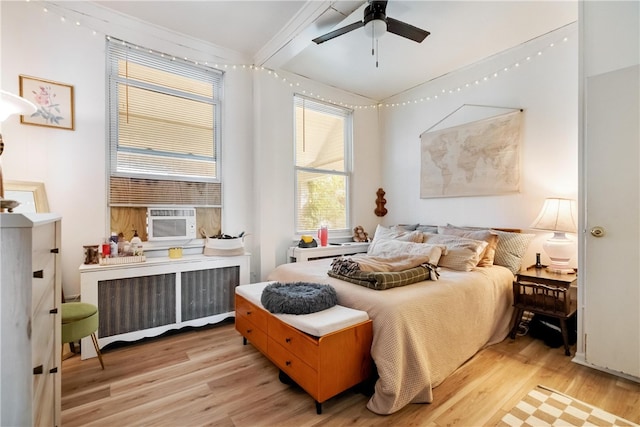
[{"xmin": 19, "ymin": 75, "xmax": 75, "ymax": 130}]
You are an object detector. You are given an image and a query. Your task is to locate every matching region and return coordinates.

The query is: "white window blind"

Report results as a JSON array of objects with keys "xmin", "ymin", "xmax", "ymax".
[
  {"xmin": 294, "ymin": 95, "xmax": 352, "ymax": 232},
  {"xmin": 107, "ymin": 38, "xmax": 222, "ymax": 206}
]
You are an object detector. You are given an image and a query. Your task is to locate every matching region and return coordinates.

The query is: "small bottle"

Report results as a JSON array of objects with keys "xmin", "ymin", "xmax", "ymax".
[
  {"xmin": 535, "ymin": 253, "xmax": 543, "ymax": 269},
  {"xmin": 131, "ymin": 230, "xmax": 142, "ymax": 256},
  {"xmin": 101, "ymin": 239, "xmax": 111, "ymax": 258},
  {"xmin": 110, "ymin": 233, "xmax": 118, "ymax": 258}
]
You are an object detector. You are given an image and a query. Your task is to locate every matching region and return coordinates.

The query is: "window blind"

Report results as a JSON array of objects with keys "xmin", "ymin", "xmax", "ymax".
[
  {"xmin": 293, "ymin": 95, "xmax": 352, "ymax": 232},
  {"xmin": 106, "ymin": 37, "xmax": 223, "ymax": 207}
]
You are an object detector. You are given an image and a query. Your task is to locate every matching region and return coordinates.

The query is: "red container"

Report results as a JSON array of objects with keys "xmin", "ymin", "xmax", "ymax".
[{"xmin": 318, "ymin": 226, "xmax": 328, "ymax": 247}]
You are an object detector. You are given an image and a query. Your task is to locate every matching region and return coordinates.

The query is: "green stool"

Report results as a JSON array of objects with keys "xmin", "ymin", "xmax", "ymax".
[{"xmin": 61, "ymin": 302, "xmax": 105, "ymax": 369}]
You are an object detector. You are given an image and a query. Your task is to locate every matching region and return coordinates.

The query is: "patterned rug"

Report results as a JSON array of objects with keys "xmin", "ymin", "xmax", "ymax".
[{"xmin": 499, "ymin": 385, "xmax": 639, "ymax": 427}]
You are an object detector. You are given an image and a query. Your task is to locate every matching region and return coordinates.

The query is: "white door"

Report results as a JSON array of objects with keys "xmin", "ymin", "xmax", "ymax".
[{"xmin": 580, "ymin": 1, "xmax": 640, "ymax": 379}]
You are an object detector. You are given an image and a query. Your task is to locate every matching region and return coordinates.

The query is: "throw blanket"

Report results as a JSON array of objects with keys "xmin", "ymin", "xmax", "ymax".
[
  {"xmin": 332, "ymin": 254, "xmax": 435, "ymax": 273},
  {"xmin": 329, "ymin": 254, "xmax": 440, "ymax": 290},
  {"xmin": 328, "ymin": 265, "xmax": 435, "ymax": 290}
]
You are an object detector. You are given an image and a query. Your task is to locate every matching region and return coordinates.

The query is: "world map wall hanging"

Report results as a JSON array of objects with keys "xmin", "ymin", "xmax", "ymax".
[{"xmin": 419, "ymin": 109, "xmax": 523, "ymax": 198}]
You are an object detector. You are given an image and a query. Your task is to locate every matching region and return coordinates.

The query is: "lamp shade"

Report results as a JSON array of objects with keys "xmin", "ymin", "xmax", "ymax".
[
  {"xmin": 0, "ymin": 90, "xmax": 37, "ymax": 122},
  {"xmin": 530, "ymin": 198, "xmax": 577, "ymax": 233}
]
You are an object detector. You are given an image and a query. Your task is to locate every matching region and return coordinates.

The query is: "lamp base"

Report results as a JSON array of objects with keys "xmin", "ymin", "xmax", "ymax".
[{"xmin": 542, "ymin": 232, "xmax": 576, "ymax": 275}]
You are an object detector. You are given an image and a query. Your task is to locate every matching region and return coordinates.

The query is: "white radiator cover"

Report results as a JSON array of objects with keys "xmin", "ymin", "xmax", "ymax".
[{"xmin": 80, "ymin": 254, "xmax": 250, "ymax": 359}]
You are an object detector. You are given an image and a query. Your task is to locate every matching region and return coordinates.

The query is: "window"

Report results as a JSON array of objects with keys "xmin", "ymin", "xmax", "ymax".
[
  {"xmin": 294, "ymin": 95, "xmax": 353, "ymax": 233},
  {"xmin": 106, "ymin": 37, "xmax": 222, "ymax": 207},
  {"xmin": 106, "ymin": 38, "xmax": 223, "ymax": 241}
]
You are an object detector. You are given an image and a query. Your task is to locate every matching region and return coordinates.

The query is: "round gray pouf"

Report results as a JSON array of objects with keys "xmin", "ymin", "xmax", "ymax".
[{"xmin": 261, "ymin": 282, "xmax": 338, "ymax": 314}]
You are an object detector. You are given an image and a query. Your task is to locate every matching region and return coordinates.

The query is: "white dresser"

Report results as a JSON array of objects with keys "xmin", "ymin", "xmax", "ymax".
[{"xmin": 0, "ymin": 213, "xmax": 62, "ymax": 427}]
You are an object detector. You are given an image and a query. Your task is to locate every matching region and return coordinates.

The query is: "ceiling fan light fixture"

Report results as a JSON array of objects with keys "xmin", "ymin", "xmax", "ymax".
[{"xmin": 365, "ymin": 19, "xmax": 387, "ymax": 39}]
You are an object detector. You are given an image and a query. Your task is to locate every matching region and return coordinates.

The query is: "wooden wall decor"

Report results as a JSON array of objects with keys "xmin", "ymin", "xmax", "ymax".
[{"xmin": 375, "ymin": 188, "xmax": 388, "ymax": 217}]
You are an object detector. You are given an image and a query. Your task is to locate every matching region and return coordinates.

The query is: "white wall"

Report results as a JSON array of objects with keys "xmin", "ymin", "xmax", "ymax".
[
  {"xmin": 252, "ymin": 70, "xmax": 382, "ymax": 279},
  {"xmin": 379, "ymin": 23, "xmax": 579, "ymax": 267},
  {"xmin": 0, "ymin": 1, "xmax": 254, "ymax": 296}
]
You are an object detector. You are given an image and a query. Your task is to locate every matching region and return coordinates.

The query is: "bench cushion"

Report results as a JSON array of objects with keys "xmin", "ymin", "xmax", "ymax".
[{"xmin": 236, "ymin": 282, "xmax": 369, "ymax": 337}]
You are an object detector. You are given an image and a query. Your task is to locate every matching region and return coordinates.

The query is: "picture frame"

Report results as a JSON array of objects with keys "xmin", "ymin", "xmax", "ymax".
[
  {"xmin": 3, "ymin": 180, "xmax": 50, "ymax": 213},
  {"xmin": 19, "ymin": 75, "xmax": 75, "ymax": 130}
]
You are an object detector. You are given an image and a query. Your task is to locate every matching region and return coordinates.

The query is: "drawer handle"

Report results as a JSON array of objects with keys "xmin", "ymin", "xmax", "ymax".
[
  {"xmin": 246, "ymin": 328, "xmax": 252, "ymax": 334},
  {"xmin": 49, "ymin": 308, "xmax": 58, "ymax": 314},
  {"xmin": 33, "ymin": 365, "xmax": 43, "ymax": 375},
  {"xmin": 51, "ymin": 248, "xmax": 60, "ymax": 254},
  {"xmin": 285, "ymin": 361, "xmax": 291, "ymax": 366},
  {"xmin": 285, "ymin": 337, "xmax": 291, "ymax": 343},
  {"xmin": 33, "ymin": 270, "xmax": 44, "ymax": 279},
  {"xmin": 246, "ymin": 311, "xmax": 252, "ymax": 315},
  {"xmin": 49, "ymin": 367, "xmax": 58, "ymax": 374}
]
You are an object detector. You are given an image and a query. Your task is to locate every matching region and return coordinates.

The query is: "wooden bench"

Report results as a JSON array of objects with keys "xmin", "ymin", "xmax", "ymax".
[{"xmin": 235, "ymin": 282, "xmax": 373, "ymax": 414}]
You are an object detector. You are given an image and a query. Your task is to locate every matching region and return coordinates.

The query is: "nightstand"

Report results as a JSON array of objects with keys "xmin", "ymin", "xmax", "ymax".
[{"xmin": 510, "ymin": 267, "xmax": 577, "ymax": 356}]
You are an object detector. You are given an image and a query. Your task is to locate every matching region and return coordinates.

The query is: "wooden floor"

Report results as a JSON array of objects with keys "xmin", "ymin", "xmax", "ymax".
[{"xmin": 61, "ymin": 320, "xmax": 640, "ymax": 427}]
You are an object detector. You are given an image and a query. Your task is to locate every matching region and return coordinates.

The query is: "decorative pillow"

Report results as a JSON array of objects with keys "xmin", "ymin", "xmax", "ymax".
[
  {"xmin": 490, "ymin": 230, "xmax": 534, "ymax": 274},
  {"xmin": 445, "ymin": 224, "xmax": 534, "ymax": 274},
  {"xmin": 367, "ymin": 239, "xmax": 446, "ymax": 266},
  {"xmin": 370, "ymin": 224, "xmax": 423, "ymax": 245},
  {"xmin": 421, "ymin": 233, "xmax": 488, "ymax": 271},
  {"xmin": 438, "ymin": 227, "xmax": 499, "ymax": 267}
]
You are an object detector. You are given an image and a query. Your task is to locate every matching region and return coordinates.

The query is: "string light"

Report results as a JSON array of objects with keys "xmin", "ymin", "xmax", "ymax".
[{"xmin": 29, "ymin": 0, "xmax": 576, "ymax": 111}]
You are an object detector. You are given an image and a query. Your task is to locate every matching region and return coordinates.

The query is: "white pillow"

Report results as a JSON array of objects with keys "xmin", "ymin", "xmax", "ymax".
[
  {"xmin": 422, "ymin": 233, "xmax": 488, "ymax": 271},
  {"xmin": 367, "ymin": 239, "xmax": 446, "ymax": 266},
  {"xmin": 371, "ymin": 224, "xmax": 423, "ymax": 244}
]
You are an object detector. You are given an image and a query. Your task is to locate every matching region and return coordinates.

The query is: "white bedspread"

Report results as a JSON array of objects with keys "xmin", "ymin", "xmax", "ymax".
[{"xmin": 266, "ymin": 258, "xmax": 515, "ymax": 415}]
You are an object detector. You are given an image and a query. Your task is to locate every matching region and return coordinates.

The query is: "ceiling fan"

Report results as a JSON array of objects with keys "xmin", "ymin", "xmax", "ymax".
[{"xmin": 312, "ymin": 0, "xmax": 430, "ymax": 46}]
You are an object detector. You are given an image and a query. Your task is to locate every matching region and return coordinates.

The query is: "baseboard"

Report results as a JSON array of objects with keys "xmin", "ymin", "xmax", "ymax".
[{"xmin": 572, "ymin": 353, "xmax": 640, "ymax": 384}]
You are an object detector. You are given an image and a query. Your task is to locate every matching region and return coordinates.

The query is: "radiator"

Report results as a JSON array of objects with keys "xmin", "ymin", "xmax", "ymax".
[
  {"xmin": 97, "ymin": 266, "xmax": 239, "ymax": 337},
  {"xmin": 181, "ymin": 266, "xmax": 239, "ymax": 321}
]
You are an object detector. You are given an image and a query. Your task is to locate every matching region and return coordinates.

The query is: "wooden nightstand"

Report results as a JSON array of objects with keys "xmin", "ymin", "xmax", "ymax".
[{"xmin": 510, "ymin": 266, "xmax": 577, "ymax": 356}]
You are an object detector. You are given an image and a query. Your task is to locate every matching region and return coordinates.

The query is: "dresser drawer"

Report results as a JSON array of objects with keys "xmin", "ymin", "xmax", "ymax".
[
  {"xmin": 235, "ymin": 314, "xmax": 268, "ymax": 354},
  {"xmin": 268, "ymin": 337, "xmax": 318, "ymax": 399},
  {"xmin": 235, "ymin": 295, "xmax": 269, "ymax": 333},
  {"xmin": 268, "ymin": 317, "xmax": 319, "ymax": 369},
  {"xmin": 32, "ymin": 222, "xmax": 55, "ymax": 271}
]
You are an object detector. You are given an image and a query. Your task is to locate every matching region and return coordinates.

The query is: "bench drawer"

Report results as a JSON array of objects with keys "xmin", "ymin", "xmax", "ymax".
[
  {"xmin": 235, "ymin": 315, "xmax": 268, "ymax": 354},
  {"xmin": 268, "ymin": 316, "xmax": 319, "ymax": 369},
  {"xmin": 268, "ymin": 337, "xmax": 319, "ymax": 400},
  {"xmin": 235, "ymin": 295, "xmax": 268, "ymax": 333}
]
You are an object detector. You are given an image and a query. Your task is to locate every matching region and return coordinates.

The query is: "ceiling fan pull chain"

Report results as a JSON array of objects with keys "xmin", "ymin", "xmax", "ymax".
[
  {"xmin": 376, "ymin": 39, "xmax": 380, "ymax": 68},
  {"xmin": 371, "ymin": 30, "xmax": 375, "ymax": 56}
]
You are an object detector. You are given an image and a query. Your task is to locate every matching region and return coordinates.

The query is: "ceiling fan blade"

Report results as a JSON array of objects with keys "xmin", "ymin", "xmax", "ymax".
[
  {"xmin": 312, "ymin": 21, "xmax": 365, "ymax": 44},
  {"xmin": 386, "ymin": 17, "xmax": 430, "ymax": 43}
]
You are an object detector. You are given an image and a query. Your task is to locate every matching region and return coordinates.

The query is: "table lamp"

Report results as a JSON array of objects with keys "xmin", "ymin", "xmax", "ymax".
[{"xmin": 530, "ymin": 197, "xmax": 577, "ymax": 273}]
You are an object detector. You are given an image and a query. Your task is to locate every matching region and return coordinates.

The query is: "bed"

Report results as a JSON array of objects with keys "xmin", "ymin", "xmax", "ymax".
[{"xmin": 265, "ymin": 225, "xmax": 533, "ymax": 415}]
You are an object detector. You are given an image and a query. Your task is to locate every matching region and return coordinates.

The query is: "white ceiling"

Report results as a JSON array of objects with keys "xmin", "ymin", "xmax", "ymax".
[{"xmin": 95, "ymin": 1, "xmax": 578, "ymax": 100}]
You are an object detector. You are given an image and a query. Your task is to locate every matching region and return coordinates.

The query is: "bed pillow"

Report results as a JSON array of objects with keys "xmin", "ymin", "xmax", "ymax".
[
  {"xmin": 445, "ymin": 224, "xmax": 534, "ymax": 274},
  {"xmin": 416, "ymin": 224, "xmax": 439, "ymax": 233},
  {"xmin": 421, "ymin": 233, "xmax": 488, "ymax": 271},
  {"xmin": 367, "ymin": 239, "xmax": 446, "ymax": 266},
  {"xmin": 370, "ymin": 224, "xmax": 423, "ymax": 244},
  {"xmin": 397, "ymin": 223, "xmax": 419, "ymax": 231},
  {"xmin": 437, "ymin": 227, "xmax": 499, "ymax": 267}
]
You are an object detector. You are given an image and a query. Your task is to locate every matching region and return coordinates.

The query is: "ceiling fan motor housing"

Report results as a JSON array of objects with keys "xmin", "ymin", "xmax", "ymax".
[{"xmin": 364, "ymin": 1, "xmax": 387, "ymax": 25}]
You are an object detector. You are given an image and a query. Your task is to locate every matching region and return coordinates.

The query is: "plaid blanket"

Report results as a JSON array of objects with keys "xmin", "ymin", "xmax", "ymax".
[{"xmin": 328, "ymin": 264, "xmax": 438, "ymax": 290}]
